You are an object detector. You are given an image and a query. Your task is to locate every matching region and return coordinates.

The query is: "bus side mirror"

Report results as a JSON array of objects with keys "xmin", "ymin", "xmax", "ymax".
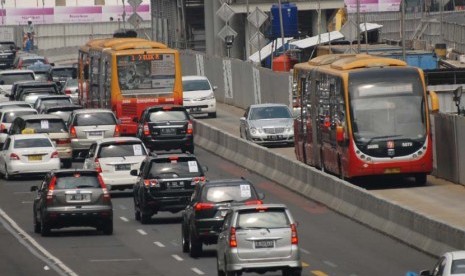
[
  {"xmin": 336, "ymin": 125, "xmax": 345, "ymax": 143},
  {"xmin": 428, "ymin": 90, "xmax": 439, "ymax": 113}
]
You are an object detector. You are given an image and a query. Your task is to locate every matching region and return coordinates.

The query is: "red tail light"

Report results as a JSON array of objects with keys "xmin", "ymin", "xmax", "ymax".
[
  {"xmin": 9, "ymin": 153, "xmax": 20, "ymax": 160},
  {"xmin": 46, "ymin": 176, "xmax": 57, "ymax": 205},
  {"xmin": 191, "ymin": 176, "xmax": 205, "ymax": 185},
  {"xmin": 290, "ymin": 223, "xmax": 298, "ymax": 245},
  {"xmin": 69, "ymin": 125, "xmax": 77, "ymax": 138},
  {"xmin": 56, "ymin": 138, "xmax": 71, "ymax": 145},
  {"xmin": 65, "ymin": 89, "xmax": 72, "ymax": 95},
  {"xmin": 95, "ymin": 158, "xmax": 102, "ymax": 173},
  {"xmin": 229, "ymin": 227, "xmax": 237, "ymax": 248},
  {"xmin": 98, "ymin": 174, "xmax": 111, "ymax": 203},
  {"xmin": 114, "ymin": 125, "xmax": 120, "ymax": 137},
  {"xmin": 144, "ymin": 179, "xmax": 159, "ymax": 188},
  {"xmin": 143, "ymin": 123, "xmax": 150, "ymax": 136},
  {"xmin": 245, "ymin": 199, "xmax": 263, "ymax": 205},
  {"xmin": 51, "ymin": 151, "xmax": 59, "ymax": 158},
  {"xmin": 194, "ymin": 202, "xmax": 214, "ymax": 211},
  {"xmin": 187, "ymin": 121, "xmax": 193, "ymax": 135}
]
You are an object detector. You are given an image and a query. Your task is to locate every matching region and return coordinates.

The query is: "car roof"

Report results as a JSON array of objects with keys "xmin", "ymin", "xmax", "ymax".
[
  {"xmin": 249, "ymin": 103, "xmax": 290, "ymax": 109},
  {"xmin": 145, "ymin": 105, "xmax": 186, "ymax": 111},
  {"xmin": 1, "ymin": 107, "xmax": 36, "ymax": 113},
  {"xmin": 17, "ymin": 114, "xmax": 62, "ymax": 120},
  {"xmin": 447, "ymin": 251, "xmax": 465, "ymax": 260},
  {"xmin": 16, "ymin": 81, "xmax": 54, "ymax": 87},
  {"xmin": 72, "ymin": 108, "xmax": 114, "ymax": 114},
  {"xmin": 51, "ymin": 169, "xmax": 99, "ymax": 176},
  {"xmin": 203, "ymin": 179, "xmax": 251, "ymax": 186},
  {"xmin": 21, "ymin": 55, "xmax": 45, "ymax": 60},
  {"xmin": 231, "ymin": 203, "xmax": 288, "ymax": 211},
  {"xmin": 0, "ymin": 69, "xmax": 34, "ymax": 75},
  {"xmin": 95, "ymin": 137, "xmax": 142, "ymax": 144},
  {"xmin": 0, "ymin": 101, "xmax": 30, "ymax": 106},
  {"xmin": 50, "ymin": 65, "xmax": 75, "ymax": 70},
  {"xmin": 44, "ymin": 104, "xmax": 82, "ymax": 111},
  {"xmin": 10, "ymin": 133, "xmax": 50, "ymax": 140},
  {"xmin": 36, "ymin": 95, "xmax": 70, "ymax": 100},
  {"xmin": 148, "ymin": 153, "xmax": 197, "ymax": 160},
  {"xmin": 0, "ymin": 41, "xmax": 15, "ymax": 44},
  {"xmin": 182, "ymin": 75, "xmax": 210, "ymax": 81}
]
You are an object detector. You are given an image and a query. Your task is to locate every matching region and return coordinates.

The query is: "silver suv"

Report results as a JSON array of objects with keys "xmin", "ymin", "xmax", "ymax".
[{"xmin": 216, "ymin": 204, "xmax": 302, "ymax": 276}]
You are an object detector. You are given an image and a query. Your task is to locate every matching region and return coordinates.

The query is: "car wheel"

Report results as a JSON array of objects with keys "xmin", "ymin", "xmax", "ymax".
[
  {"xmin": 189, "ymin": 230, "xmax": 202, "ymax": 258},
  {"xmin": 134, "ymin": 198, "xmax": 141, "ymax": 221},
  {"xmin": 415, "ymin": 173, "xmax": 427, "ymax": 185},
  {"xmin": 33, "ymin": 212, "xmax": 40, "ymax": 234},
  {"xmin": 4, "ymin": 165, "xmax": 11, "ymax": 180},
  {"xmin": 62, "ymin": 159, "xmax": 72, "ymax": 169},
  {"xmin": 208, "ymin": 112, "xmax": 217, "ymax": 118},
  {"xmin": 181, "ymin": 222, "xmax": 190, "ymax": 253},
  {"xmin": 102, "ymin": 221, "xmax": 113, "ymax": 235},
  {"xmin": 224, "ymin": 258, "xmax": 237, "ymax": 276},
  {"xmin": 140, "ymin": 209, "xmax": 151, "ymax": 224},
  {"xmin": 282, "ymin": 268, "xmax": 302, "ymax": 276},
  {"xmin": 40, "ymin": 216, "xmax": 50, "ymax": 237},
  {"xmin": 217, "ymin": 257, "xmax": 225, "ymax": 276}
]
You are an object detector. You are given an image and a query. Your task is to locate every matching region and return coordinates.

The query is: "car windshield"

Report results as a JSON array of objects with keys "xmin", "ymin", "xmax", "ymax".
[
  {"xmin": 14, "ymin": 138, "xmax": 52, "ymax": 148},
  {"xmin": 55, "ymin": 175, "xmax": 100, "ymax": 189},
  {"xmin": 51, "ymin": 68, "xmax": 76, "ymax": 78},
  {"xmin": 0, "ymin": 73, "xmax": 35, "ymax": 84},
  {"xmin": 74, "ymin": 113, "xmax": 116, "ymax": 126},
  {"xmin": 149, "ymin": 110, "xmax": 187, "ymax": 121},
  {"xmin": 24, "ymin": 119, "xmax": 67, "ymax": 133},
  {"xmin": 204, "ymin": 185, "xmax": 255, "ymax": 203},
  {"xmin": 97, "ymin": 143, "xmax": 147, "ymax": 158},
  {"xmin": 148, "ymin": 158, "xmax": 201, "ymax": 178},
  {"xmin": 451, "ymin": 259, "xmax": 465, "ymax": 274},
  {"xmin": 237, "ymin": 209, "xmax": 289, "ymax": 229},
  {"xmin": 2, "ymin": 110, "xmax": 36, "ymax": 123},
  {"xmin": 249, "ymin": 106, "xmax": 292, "ymax": 120},
  {"xmin": 183, "ymin": 79, "xmax": 211, "ymax": 91}
]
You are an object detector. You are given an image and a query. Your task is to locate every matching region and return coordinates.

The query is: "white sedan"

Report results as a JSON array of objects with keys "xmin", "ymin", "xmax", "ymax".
[
  {"xmin": 83, "ymin": 137, "xmax": 148, "ymax": 191},
  {"xmin": 0, "ymin": 134, "xmax": 61, "ymax": 179},
  {"xmin": 420, "ymin": 251, "xmax": 465, "ymax": 276}
]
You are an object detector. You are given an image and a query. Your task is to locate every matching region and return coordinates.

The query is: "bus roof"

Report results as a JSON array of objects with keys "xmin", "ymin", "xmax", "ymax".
[
  {"xmin": 111, "ymin": 41, "xmax": 168, "ymax": 51},
  {"xmin": 98, "ymin": 38, "xmax": 149, "ymax": 49}
]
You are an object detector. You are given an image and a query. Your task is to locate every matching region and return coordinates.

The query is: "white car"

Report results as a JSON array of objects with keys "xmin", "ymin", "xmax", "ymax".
[
  {"xmin": 83, "ymin": 137, "xmax": 148, "ymax": 191},
  {"xmin": 0, "ymin": 107, "xmax": 38, "ymax": 146},
  {"xmin": 182, "ymin": 75, "xmax": 217, "ymax": 118},
  {"xmin": 0, "ymin": 134, "xmax": 60, "ymax": 179},
  {"xmin": 0, "ymin": 69, "xmax": 35, "ymax": 98},
  {"xmin": 0, "ymin": 101, "xmax": 32, "ymax": 110},
  {"xmin": 420, "ymin": 251, "xmax": 465, "ymax": 276}
]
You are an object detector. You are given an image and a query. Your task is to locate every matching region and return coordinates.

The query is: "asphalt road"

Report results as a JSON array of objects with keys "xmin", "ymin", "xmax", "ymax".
[{"xmin": 0, "ymin": 146, "xmax": 436, "ymax": 276}]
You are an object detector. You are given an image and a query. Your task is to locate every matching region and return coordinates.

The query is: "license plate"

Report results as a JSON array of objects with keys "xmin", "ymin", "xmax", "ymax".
[
  {"xmin": 190, "ymin": 107, "xmax": 201, "ymax": 112},
  {"xmin": 88, "ymin": 131, "xmax": 103, "ymax": 137},
  {"xmin": 267, "ymin": 135, "xmax": 282, "ymax": 140},
  {"xmin": 167, "ymin": 181, "xmax": 184, "ymax": 188},
  {"xmin": 384, "ymin": 168, "xmax": 401, "ymax": 174},
  {"xmin": 255, "ymin": 240, "xmax": 274, "ymax": 248},
  {"xmin": 161, "ymin": 128, "xmax": 176, "ymax": 135},
  {"xmin": 115, "ymin": 164, "xmax": 131, "ymax": 171},
  {"xmin": 66, "ymin": 193, "xmax": 91, "ymax": 202},
  {"xmin": 28, "ymin": 155, "xmax": 42, "ymax": 161}
]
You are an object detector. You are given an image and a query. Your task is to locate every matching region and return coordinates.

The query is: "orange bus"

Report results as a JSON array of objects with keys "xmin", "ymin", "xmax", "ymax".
[
  {"xmin": 293, "ymin": 54, "xmax": 439, "ymax": 184},
  {"xmin": 77, "ymin": 38, "xmax": 183, "ymax": 135}
]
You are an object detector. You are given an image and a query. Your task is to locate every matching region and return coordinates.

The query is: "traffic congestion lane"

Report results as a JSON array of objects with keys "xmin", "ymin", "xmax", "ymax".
[{"xmin": 0, "ymin": 147, "xmax": 435, "ymax": 276}]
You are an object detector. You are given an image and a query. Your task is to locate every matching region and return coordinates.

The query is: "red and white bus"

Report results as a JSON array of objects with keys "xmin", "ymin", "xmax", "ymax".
[{"xmin": 293, "ymin": 54, "xmax": 439, "ymax": 184}]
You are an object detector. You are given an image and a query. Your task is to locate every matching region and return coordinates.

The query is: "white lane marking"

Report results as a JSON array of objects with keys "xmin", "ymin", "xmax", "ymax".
[
  {"xmin": 137, "ymin": 229, "xmax": 147, "ymax": 235},
  {"xmin": 90, "ymin": 258, "xmax": 143, "ymax": 262},
  {"xmin": 191, "ymin": 268, "xmax": 205, "ymax": 275},
  {"xmin": 324, "ymin": 260, "xmax": 337, "ymax": 268},
  {"xmin": 154, "ymin": 241, "xmax": 165, "ymax": 247},
  {"xmin": 0, "ymin": 208, "xmax": 78, "ymax": 276},
  {"xmin": 119, "ymin": 205, "xmax": 127, "ymax": 210},
  {"xmin": 120, "ymin": 216, "xmax": 129, "ymax": 222},
  {"xmin": 21, "ymin": 201, "xmax": 33, "ymax": 204},
  {"xmin": 300, "ymin": 248, "xmax": 310, "ymax": 254},
  {"xmin": 171, "ymin": 254, "xmax": 183, "ymax": 261}
]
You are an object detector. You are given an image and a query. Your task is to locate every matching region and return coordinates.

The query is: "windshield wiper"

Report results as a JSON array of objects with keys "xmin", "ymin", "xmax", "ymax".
[{"xmin": 362, "ymin": 135, "xmax": 402, "ymax": 147}]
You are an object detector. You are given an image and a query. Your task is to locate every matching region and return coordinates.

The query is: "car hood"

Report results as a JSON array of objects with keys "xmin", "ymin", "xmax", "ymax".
[
  {"xmin": 183, "ymin": 89, "xmax": 213, "ymax": 100},
  {"xmin": 249, "ymin": 118, "xmax": 293, "ymax": 129}
]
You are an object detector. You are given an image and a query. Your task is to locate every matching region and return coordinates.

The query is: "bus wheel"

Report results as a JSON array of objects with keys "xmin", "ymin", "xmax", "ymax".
[{"xmin": 415, "ymin": 173, "xmax": 427, "ymax": 185}]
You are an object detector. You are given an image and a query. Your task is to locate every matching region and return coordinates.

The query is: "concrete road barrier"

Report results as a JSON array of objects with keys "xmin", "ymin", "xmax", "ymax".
[{"xmin": 194, "ymin": 119, "xmax": 464, "ymax": 256}]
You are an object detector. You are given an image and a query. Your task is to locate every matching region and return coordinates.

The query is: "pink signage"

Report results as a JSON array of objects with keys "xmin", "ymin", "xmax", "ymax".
[
  {"xmin": 4, "ymin": 8, "xmax": 54, "ymax": 25},
  {"xmin": 102, "ymin": 5, "xmax": 151, "ymax": 22},
  {"xmin": 54, "ymin": 6, "xmax": 102, "ymax": 23}
]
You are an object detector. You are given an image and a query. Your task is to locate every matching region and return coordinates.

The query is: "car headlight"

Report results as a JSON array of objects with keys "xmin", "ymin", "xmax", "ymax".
[
  {"xmin": 250, "ymin": 127, "xmax": 257, "ymax": 134},
  {"xmin": 205, "ymin": 93, "xmax": 215, "ymax": 100}
]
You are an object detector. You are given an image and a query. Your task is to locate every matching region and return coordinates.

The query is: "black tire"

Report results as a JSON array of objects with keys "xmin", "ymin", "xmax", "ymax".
[
  {"xmin": 189, "ymin": 230, "xmax": 202, "ymax": 258},
  {"xmin": 282, "ymin": 268, "xmax": 302, "ymax": 276},
  {"xmin": 33, "ymin": 212, "xmax": 40, "ymax": 234},
  {"xmin": 102, "ymin": 222, "xmax": 113, "ymax": 235},
  {"xmin": 62, "ymin": 159, "xmax": 72, "ymax": 169},
  {"xmin": 217, "ymin": 257, "xmax": 225, "ymax": 276},
  {"xmin": 415, "ymin": 173, "xmax": 427, "ymax": 185},
  {"xmin": 140, "ymin": 209, "xmax": 151, "ymax": 224},
  {"xmin": 224, "ymin": 259, "xmax": 237, "ymax": 276},
  {"xmin": 208, "ymin": 112, "xmax": 217, "ymax": 118},
  {"xmin": 135, "ymin": 209, "xmax": 141, "ymax": 221},
  {"xmin": 181, "ymin": 222, "xmax": 190, "ymax": 253},
  {"xmin": 4, "ymin": 165, "xmax": 11, "ymax": 180},
  {"xmin": 40, "ymin": 216, "xmax": 50, "ymax": 237}
]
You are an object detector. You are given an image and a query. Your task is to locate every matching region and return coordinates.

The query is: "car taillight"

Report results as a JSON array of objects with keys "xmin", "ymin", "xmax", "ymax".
[
  {"xmin": 69, "ymin": 125, "xmax": 77, "ymax": 138},
  {"xmin": 194, "ymin": 202, "xmax": 214, "ymax": 211},
  {"xmin": 65, "ymin": 89, "xmax": 72, "ymax": 95},
  {"xmin": 9, "ymin": 153, "xmax": 20, "ymax": 160},
  {"xmin": 245, "ymin": 199, "xmax": 263, "ymax": 205},
  {"xmin": 51, "ymin": 151, "xmax": 59, "ymax": 158},
  {"xmin": 114, "ymin": 125, "xmax": 120, "ymax": 137},
  {"xmin": 143, "ymin": 123, "xmax": 150, "ymax": 136},
  {"xmin": 46, "ymin": 176, "xmax": 56, "ymax": 205},
  {"xmin": 229, "ymin": 227, "xmax": 237, "ymax": 248},
  {"xmin": 191, "ymin": 176, "xmax": 205, "ymax": 185},
  {"xmin": 98, "ymin": 174, "xmax": 111, "ymax": 203},
  {"xmin": 95, "ymin": 158, "xmax": 102, "ymax": 173},
  {"xmin": 290, "ymin": 223, "xmax": 298, "ymax": 245},
  {"xmin": 187, "ymin": 121, "xmax": 193, "ymax": 134},
  {"xmin": 144, "ymin": 179, "xmax": 159, "ymax": 188},
  {"xmin": 56, "ymin": 138, "xmax": 71, "ymax": 145}
]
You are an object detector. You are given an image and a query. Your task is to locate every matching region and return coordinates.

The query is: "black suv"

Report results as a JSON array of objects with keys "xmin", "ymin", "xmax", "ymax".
[
  {"xmin": 10, "ymin": 81, "xmax": 60, "ymax": 101},
  {"xmin": 131, "ymin": 153, "xmax": 207, "ymax": 224},
  {"xmin": 0, "ymin": 41, "xmax": 18, "ymax": 69},
  {"xmin": 31, "ymin": 169, "xmax": 113, "ymax": 236},
  {"xmin": 135, "ymin": 105, "xmax": 194, "ymax": 153},
  {"xmin": 181, "ymin": 178, "xmax": 264, "ymax": 257}
]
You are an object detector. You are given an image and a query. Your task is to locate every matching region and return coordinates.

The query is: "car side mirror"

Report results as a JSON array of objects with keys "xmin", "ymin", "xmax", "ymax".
[
  {"xmin": 133, "ymin": 117, "xmax": 139, "ymax": 123},
  {"xmin": 130, "ymin": 169, "xmax": 138, "ymax": 176},
  {"xmin": 240, "ymin": 117, "xmax": 246, "ymax": 122},
  {"xmin": 30, "ymin": 186, "xmax": 38, "ymax": 192},
  {"xmin": 419, "ymin": 271, "xmax": 431, "ymax": 276},
  {"xmin": 258, "ymin": 192, "xmax": 265, "ymax": 200},
  {"xmin": 202, "ymin": 166, "xmax": 208, "ymax": 172}
]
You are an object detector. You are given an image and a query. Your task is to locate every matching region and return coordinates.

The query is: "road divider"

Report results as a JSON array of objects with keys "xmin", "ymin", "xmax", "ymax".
[{"xmin": 193, "ymin": 119, "xmax": 463, "ymax": 256}]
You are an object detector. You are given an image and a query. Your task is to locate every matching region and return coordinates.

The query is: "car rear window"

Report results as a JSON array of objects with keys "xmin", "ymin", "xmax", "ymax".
[
  {"xmin": 34, "ymin": 72, "xmax": 50, "ymax": 81},
  {"xmin": 2, "ymin": 110, "xmax": 36, "ymax": 123},
  {"xmin": 451, "ymin": 259, "xmax": 465, "ymax": 274},
  {"xmin": 47, "ymin": 111, "xmax": 73, "ymax": 122},
  {"xmin": 148, "ymin": 158, "xmax": 201, "ymax": 178},
  {"xmin": 0, "ymin": 73, "xmax": 35, "ymax": 84},
  {"xmin": 237, "ymin": 209, "xmax": 290, "ymax": 229},
  {"xmin": 25, "ymin": 119, "xmax": 67, "ymax": 133},
  {"xmin": 14, "ymin": 138, "xmax": 52, "ymax": 148},
  {"xmin": 41, "ymin": 98, "xmax": 72, "ymax": 107},
  {"xmin": 55, "ymin": 175, "xmax": 100, "ymax": 189},
  {"xmin": 97, "ymin": 142, "xmax": 147, "ymax": 158},
  {"xmin": 74, "ymin": 113, "xmax": 116, "ymax": 126},
  {"xmin": 182, "ymin": 79, "xmax": 211, "ymax": 91},
  {"xmin": 204, "ymin": 185, "xmax": 256, "ymax": 203},
  {"xmin": 51, "ymin": 68, "xmax": 76, "ymax": 78},
  {"xmin": 149, "ymin": 110, "xmax": 188, "ymax": 122}
]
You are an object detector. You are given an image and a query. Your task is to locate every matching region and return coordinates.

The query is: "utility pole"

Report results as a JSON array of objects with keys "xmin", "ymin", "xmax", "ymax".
[
  {"xmin": 356, "ymin": 0, "xmax": 361, "ymax": 53},
  {"xmin": 277, "ymin": 0, "xmax": 286, "ymax": 69},
  {"xmin": 401, "ymin": 0, "xmax": 406, "ymax": 61}
]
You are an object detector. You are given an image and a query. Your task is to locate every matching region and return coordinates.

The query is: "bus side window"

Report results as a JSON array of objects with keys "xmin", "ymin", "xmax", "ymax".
[{"xmin": 84, "ymin": 64, "xmax": 89, "ymax": 80}]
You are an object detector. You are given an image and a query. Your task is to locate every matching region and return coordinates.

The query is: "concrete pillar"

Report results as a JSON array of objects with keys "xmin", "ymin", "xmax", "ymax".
[
  {"xmin": 311, "ymin": 10, "xmax": 328, "ymax": 36},
  {"xmin": 204, "ymin": 1, "xmax": 215, "ymax": 56}
]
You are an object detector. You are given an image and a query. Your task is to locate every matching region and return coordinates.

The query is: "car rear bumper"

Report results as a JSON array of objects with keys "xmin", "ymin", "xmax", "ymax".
[
  {"xmin": 194, "ymin": 219, "xmax": 224, "ymax": 242},
  {"xmin": 141, "ymin": 135, "xmax": 193, "ymax": 151},
  {"xmin": 43, "ymin": 208, "xmax": 113, "ymax": 228},
  {"xmin": 184, "ymin": 99, "xmax": 216, "ymax": 114},
  {"xmin": 227, "ymin": 256, "xmax": 301, "ymax": 272},
  {"xmin": 143, "ymin": 194, "xmax": 192, "ymax": 213},
  {"xmin": 101, "ymin": 174, "xmax": 137, "ymax": 188},
  {"xmin": 249, "ymin": 133, "xmax": 294, "ymax": 145},
  {"xmin": 9, "ymin": 159, "xmax": 61, "ymax": 175},
  {"xmin": 57, "ymin": 146, "xmax": 72, "ymax": 159}
]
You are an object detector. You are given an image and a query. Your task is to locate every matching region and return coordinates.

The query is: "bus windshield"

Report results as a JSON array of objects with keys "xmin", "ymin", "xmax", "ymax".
[
  {"xmin": 348, "ymin": 69, "xmax": 426, "ymax": 145},
  {"xmin": 116, "ymin": 53, "xmax": 175, "ymax": 96}
]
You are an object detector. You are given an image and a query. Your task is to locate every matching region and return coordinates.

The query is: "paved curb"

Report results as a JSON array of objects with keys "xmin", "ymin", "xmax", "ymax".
[{"xmin": 193, "ymin": 119, "xmax": 463, "ymax": 256}]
